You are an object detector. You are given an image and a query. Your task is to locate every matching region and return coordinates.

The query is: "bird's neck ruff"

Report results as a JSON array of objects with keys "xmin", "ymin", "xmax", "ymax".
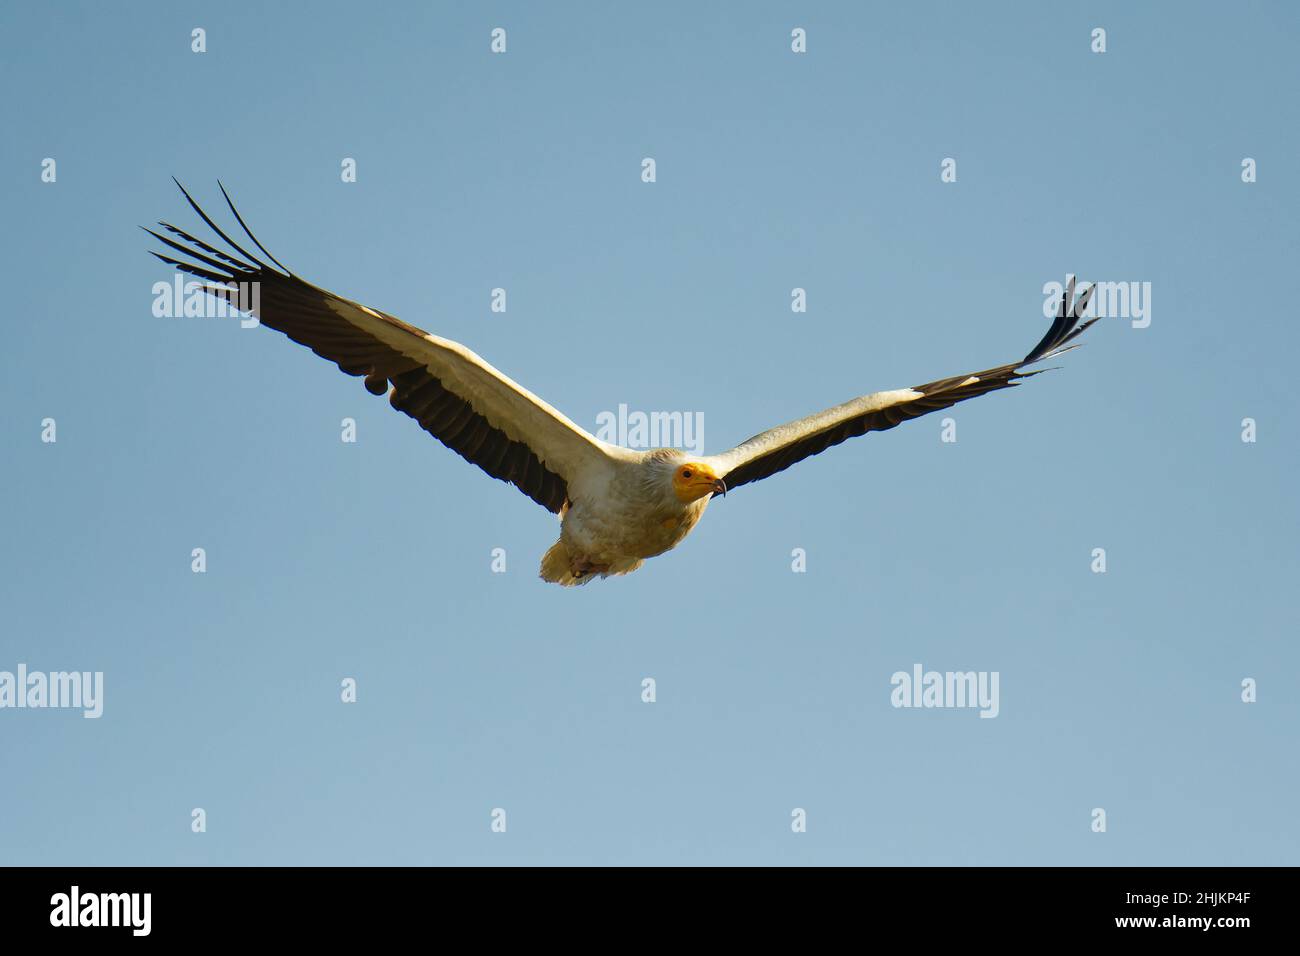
[{"xmin": 636, "ymin": 449, "xmax": 695, "ymax": 511}]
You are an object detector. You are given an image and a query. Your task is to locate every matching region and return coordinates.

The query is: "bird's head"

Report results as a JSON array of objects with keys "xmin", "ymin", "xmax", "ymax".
[{"xmin": 670, "ymin": 461, "xmax": 727, "ymax": 503}]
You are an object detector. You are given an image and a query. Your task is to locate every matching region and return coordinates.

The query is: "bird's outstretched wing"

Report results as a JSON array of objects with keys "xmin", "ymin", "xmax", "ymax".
[
  {"xmin": 706, "ymin": 279, "xmax": 1099, "ymax": 493},
  {"xmin": 146, "ymin": 181, "xmax": 629, "ymax": 513}
]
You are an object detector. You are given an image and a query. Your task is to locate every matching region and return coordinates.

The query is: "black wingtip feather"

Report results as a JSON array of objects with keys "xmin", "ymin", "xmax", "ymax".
[
  {"xmin": 170, "ymin": 178, "xmax": 270, "ymax": 271},
  {"xmin": 142, "ymin": 226, "xmax": 250, "ymax": 278},
  {"xmin": 149, "ymin": 251, "xmax": 231, "ymax": 284},
  {"xmin": 218, "ymin": 180, "xmax": 292, "ymax": 276},
  {"xmin": 1021, "ymin": 282, "xmax": 1096, "ymax": 365},
  {"xmin": 158, "ymin": 221, "xmax": 254, "ymax": 270}
]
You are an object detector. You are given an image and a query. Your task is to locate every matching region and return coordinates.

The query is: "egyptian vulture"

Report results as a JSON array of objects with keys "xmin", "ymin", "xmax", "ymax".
[{"xmin": 147, "ymin": 182, "xmax": 1099, "ymax": 586}]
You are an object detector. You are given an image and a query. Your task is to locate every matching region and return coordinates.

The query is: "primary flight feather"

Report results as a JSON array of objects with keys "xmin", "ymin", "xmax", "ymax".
[{"xmin": 147, "ymin": 182, "xmax": 1099, "ymax": 586}]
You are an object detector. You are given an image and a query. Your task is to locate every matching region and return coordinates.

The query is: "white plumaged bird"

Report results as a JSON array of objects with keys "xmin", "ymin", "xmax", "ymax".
[{"xmin": 148, "ymin": 182, "xmax": 1099, "ymax": 585}]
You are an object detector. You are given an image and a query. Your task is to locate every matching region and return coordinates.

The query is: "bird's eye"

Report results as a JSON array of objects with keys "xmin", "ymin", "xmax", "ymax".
[{"xmin": 682, "ymin": 469, "xmax": 692, "ymax": 479}]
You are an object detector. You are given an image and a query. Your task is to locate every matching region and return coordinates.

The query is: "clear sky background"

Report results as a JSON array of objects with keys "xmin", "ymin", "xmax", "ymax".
[{"xmin": 1, "ymin": 1, "xmax": 1296, "ymax": 866}]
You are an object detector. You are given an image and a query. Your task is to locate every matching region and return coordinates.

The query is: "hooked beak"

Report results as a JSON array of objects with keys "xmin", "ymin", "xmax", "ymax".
[{"xmin": 711, "ymin": 477, "xmax": 727, "ymax": 498}]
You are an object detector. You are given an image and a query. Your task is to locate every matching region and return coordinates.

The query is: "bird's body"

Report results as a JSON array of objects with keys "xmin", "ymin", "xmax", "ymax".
[
  {"xmin": 148, "ymin": 182, "xmax": 1100, "ymax": 586},
  {"xmin": 544, "ymin": 449, "xmax": 713, "ymax": 585}
]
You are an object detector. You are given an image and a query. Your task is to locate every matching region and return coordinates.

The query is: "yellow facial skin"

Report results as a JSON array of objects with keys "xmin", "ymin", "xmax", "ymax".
[{"xmin": 671, "ymin": 463, "xmax": 727, "ymax": 503}]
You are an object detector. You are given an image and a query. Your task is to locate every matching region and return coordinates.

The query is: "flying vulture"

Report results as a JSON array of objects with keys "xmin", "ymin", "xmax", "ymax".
[{"xmin": 146, "ymin": 182, "xmax": 1098, "ymax": 585}]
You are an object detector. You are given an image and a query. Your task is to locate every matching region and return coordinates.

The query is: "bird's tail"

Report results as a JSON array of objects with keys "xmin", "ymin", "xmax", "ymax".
[
  {"xmin": 539, "ymin": 540, "xmax": 644, "ymax": 586},
  {"xmin": 540, "ymin": 540, "xmax": 588, "ymax": 587}
]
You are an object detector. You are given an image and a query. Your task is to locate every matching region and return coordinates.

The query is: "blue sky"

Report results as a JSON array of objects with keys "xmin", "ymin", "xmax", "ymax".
[{"xmin": 1, "ymin": 1, "xmax": 1296, "ymax": 865}]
